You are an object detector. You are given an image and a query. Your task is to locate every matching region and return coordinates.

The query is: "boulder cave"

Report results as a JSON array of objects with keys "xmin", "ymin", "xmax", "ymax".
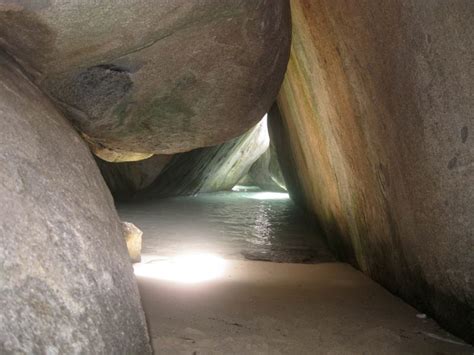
[{"xmin": 1, "ymin": 0, "xmax": 473, "ymax": 353}]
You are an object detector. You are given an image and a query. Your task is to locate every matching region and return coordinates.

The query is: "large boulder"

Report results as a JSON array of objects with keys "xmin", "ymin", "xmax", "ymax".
[
  {"xmin": 139, "ymin": 118, "xmax": 269, "ymax": 198},
  {"xmin": 275, "ymin": 0, "xmax": 474, "ymax": 343},
  {"xmin": 0, "ymin": 53, "xmax": 151, "ymax": 353},
  {"xmin": 0, "ymin": 1, "xmax": 291, "ymax": 156}
]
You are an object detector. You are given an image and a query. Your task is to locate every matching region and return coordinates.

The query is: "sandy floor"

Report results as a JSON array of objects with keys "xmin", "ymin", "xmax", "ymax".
[
  {"xmin": 136, "ymin": 260, "xmax": 472, "ymax": 354},
  {"xmin": 121, "ymin": 193, "xmax": 472, "ymax": 354}
]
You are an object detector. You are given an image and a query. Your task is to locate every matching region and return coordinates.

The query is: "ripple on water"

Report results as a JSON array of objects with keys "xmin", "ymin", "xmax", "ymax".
[{"xmin": 118, "ymin": 191, "xmax": 335, "ymax": 264}]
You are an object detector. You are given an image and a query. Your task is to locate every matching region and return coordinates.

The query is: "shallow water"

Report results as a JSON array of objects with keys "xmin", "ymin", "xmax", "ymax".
[{"xmin": 118, "ymin": 189, "xmax": 334, "ymax": 263}]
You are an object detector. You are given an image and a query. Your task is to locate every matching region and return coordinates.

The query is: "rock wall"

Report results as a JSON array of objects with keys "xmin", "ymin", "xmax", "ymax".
[
  {"xmin": 138, "ymin": 118, "xmax": 269, "ymax": 198},
  {"xmin": 0, "ymin": 53, "xmax": 151, "ymax": 353},
  {"xmin": 0, "ymin": 1, "xmax": 290, "ymax": 156},
  {"xmin": 96, "ymin": 154, "xmax": 172, "ymax": 201},
  {"xmin": 276, "ymin": 0, "xmax": 474, "ymax": 343},
  {"xmin": 245, "ymin": 127, "xmax": 287, "ymax": 192},
  {"xmin": 268, "ymin": 103, "xmax": 305, "ymax": 203}
]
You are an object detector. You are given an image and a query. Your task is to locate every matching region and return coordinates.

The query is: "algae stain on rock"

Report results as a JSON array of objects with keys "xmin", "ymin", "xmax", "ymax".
[
  {"xmin": 46, "ymin": 64, "xmax": 133, "ymax": 122},
  {"xmin": 140, "ymin": 95, "xmax": 196, "ymax": 128}
]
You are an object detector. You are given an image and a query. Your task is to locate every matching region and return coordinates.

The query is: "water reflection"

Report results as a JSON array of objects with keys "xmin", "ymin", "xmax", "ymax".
[{"xmin": 118, "ymin": 190, "xmax": 334, "ymax": 263}]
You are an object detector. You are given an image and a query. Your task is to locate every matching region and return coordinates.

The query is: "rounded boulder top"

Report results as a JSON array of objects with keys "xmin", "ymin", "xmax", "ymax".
[{"xmin": 0, "ymin": 0, "xmax": 291, "ymax": 155}]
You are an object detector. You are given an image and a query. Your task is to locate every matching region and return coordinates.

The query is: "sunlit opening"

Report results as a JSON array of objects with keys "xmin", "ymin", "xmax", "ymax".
[
  {"xmin": 133, "ymin": 253, "xmax": 226, "ymax": 284},
  {"xmin": 247, "ymin": 192, "xmax": 290, "ymax": 200},
  {"xmin": 232, "ymin": 185, "xmax": 261, "ymax": 192}
]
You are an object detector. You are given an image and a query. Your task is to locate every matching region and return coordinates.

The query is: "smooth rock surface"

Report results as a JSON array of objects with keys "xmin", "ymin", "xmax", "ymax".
[
  {"xmin": 276, "ymin": 0, "xmax": 474, "ymax": 343},
  {"xmin": 267, "ymin": 103, "xmax": 305, "ymax": 205},
  {"xmin": 0, "ymin": 53, "xmax": 151, "ymax": 353},
  {"xmin": 0, "ymin": 0, "xmax": 291, "ymax": 155},
  {"xmin": 246, "ymin": 130, "xmax": 287, "ymax": 192},
  {"xmin": 122, "ymin": 222, "xmax": 143, "ymax": 263},
  {"xmin": 139, "ymin": 118, "xmax": 270, "ymax": 198},
  {"xmin": 96, "ymin": 154, "xmax": 172, "ymax": 201}
]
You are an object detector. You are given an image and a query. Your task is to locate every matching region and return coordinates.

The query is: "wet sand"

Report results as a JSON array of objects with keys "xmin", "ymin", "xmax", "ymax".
[{"xmin": 136, "ymin": 260, "xmax": 472, "ymax": 354}]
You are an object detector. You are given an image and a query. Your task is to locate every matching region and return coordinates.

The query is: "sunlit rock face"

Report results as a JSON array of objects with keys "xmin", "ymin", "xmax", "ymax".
[
  {"xmin": 245, "ymin": 132, "xmax": 287, "ymax": 192},
  {"xmin": 267, "ymin": 103, "xmax": 305, "ymax": 203},
  {"xmin": 276, "ymin": 0, "xmax": 474, "ymax": 343},
  {"xmin": 138, "ymin": 118, "xmax": 270, "ymax": 198},
  {"xmin": 0, "ymin": 54, "xmax": 151, "ymax": 354},
  {"xmin": 0, "ymin": 0, "xmax": 291, "ymax": 155},
  {"xmin": 96, "ymin": 154, "xmax": 172, "ymax": 201},
  {"xmin": 87, "ymin": 141, "xmax": 153, "ymax": 163}
]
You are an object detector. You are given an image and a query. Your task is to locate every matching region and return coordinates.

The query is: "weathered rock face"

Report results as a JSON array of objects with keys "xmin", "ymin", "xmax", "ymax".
[
  {"xmin": 0, "ymin": 54, "xmax": 151, "ymax": 353},
  {"xmin": 276, "ymin": 0, "xmax": 474, "ymax": 343},
  {"xmin": 246, "ymin": 124, "xmax": 287, "ymax": 192},
  {"xmin": 0, "ymin": 1, "xmax": 291, "ymax": 155},
  {"xmin": 96, "ymin": 154, "xmax": 172, "ymax": 201},
  {"xmin": 139, "ymin": 118, "xmax": 270, "ymax": 198},
  {"xmin": 267, "ymin": 103, "xmax": 304, "ymax": 201}
]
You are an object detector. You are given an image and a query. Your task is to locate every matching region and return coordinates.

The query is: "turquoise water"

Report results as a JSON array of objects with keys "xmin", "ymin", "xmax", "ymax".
[{"xmin": 118, "ymin": 190, "xmax": 334, "ymax": 263}]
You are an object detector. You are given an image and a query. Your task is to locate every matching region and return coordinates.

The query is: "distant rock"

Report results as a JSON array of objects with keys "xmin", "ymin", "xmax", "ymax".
[
  {"xmin": 139, "ymin": 118, "xmax": 270, "ymax": 198},
  {"xmin": 0, "ymin": 53, "xmax": 151, "ymax": 354},
  {"xmin": 0, "ymin": 1, "xmax": 291, "ymax": 155},
  {"xmin": 267, "ymin": 104, "xmax": 305, "ymax": 205},
  {"xmin": 246, "ymin": 136, "xmax": 287, "ymax": 192},
  {"xmin": 122, "ymin": 222, "xmax": 143, "ymax": 263},
  {"xmin": 96, "ymin": 154, "xmax": 172, "ymax": 201}
]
